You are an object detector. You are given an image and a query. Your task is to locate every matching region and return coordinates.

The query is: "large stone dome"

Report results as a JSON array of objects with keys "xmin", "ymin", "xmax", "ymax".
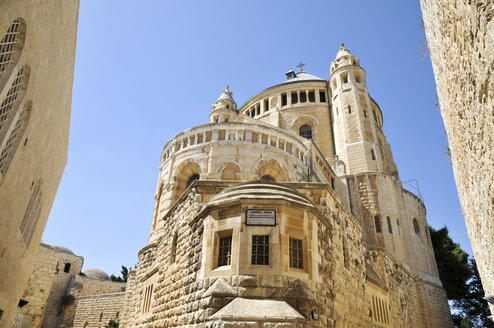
[{"xmin": 82, "ymin": 268, "xmax": 110, "ymax": 280}]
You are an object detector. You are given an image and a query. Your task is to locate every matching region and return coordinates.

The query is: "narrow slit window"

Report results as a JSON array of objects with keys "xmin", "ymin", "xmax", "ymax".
[
  {"xmin": 374, "ymin": 216, "xmax": 381, "ymax": 233},
  {"xmin": 348, "ymin": 106, "xmax": 351, "ymax": 114},
  {"xmin": 251, "ymin": 235, "xmax": 269, "ymax": 265},
  {"xmin": 343, "ymin": 238, "xmax": 350, "ymax": 269},
  {"xmin": 171, "ymin": 232, "xmax": 178, "ymax": 263},
  {"xmin": 218, "ymin": 236, "xmax": 232, "ymax": 266},
  {"xmin": 281, "ymin": 93, "xmax": 287, "ymax": 106},
  {"xmin": 341, "ymin": 73, "xmax": 348, "ymax": 84},
  {"xmin": 413, "ymin": 218, "xmax": 420, "ymax": 234},
  {"xmin": 371, "ymin": 149, "xmax": 376, "ymax": 160},
  {"xmin": 264, "ymin": 99, "xmax": 269, "ymax": 112},
  {"xmin": 289, "ymin": 237, "xmax": 303, "ymax": 269},
  {"xmin": 387, "ymin": 217, "xmax": 393, "ymax": 234},
  {"xmin": 300, "ymin": 91, "xmax": 307, "ymax": 103},
  {"xmin": 64, "ymin": 263, "xmax": 71, "ymax": 273}
]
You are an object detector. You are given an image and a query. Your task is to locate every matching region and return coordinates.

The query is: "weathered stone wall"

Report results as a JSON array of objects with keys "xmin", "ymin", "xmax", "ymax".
[
  {"xmin": 73, "ymin": 292, "xmax": 125, "ymax": 328},
  {"xmin": 14, "ymin": 245, "xmax": 59, "ymax": 327},
  {"xmin": 121, "ymin": 181, "xmax": 448, "ymax": 327},
  {"xmin": 62, "ymin": 275, "xmax": 126, "ymax": 327},
  {"xmin": 13, "ymin": 244, "xmax": 83, "ymax": 328},
  {"xmin": 420, "ymin": 0, "xmax": 494, "ymax": 315},
  {"xmin": 0, "ymin": 1, "xmax": 79, "ymax": 326}
]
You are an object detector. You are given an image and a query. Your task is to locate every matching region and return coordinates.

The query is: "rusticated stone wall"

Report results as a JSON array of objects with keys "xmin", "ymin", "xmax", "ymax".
[
  {"xmin": 420, "ymin": 0, "xmax": 494, "ymax": 315},
  {"xmin": 121, "ymin": 181, "xmax": 451, "ymax": 327},
  {"xmin": 73, "ymin": 292, "xmax": 125, "ymax": 328},
  {"xmin": 62, "ymin": 275, "xmax": 126, "ymax": 327}
]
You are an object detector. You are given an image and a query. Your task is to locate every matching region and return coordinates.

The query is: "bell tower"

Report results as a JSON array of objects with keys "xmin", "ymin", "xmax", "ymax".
[{"xmin": 329, "ymin": 44, "xmax": 397, "ymax": 176}]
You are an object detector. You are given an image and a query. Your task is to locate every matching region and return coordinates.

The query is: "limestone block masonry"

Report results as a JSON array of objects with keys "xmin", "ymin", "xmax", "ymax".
[
  {"xmin": 420, "ymin": 0, "xmax": 494, "ymax": 316},
  {"xmin": 73, "ymin": 293, "xmax": 125, "ymax": 328},
  {"xmin": 0, "ymin": 1, "xmax": 79, "ymax": 327},
  {"xmin": 120, "ymin": 46, "xmax": 454, "ymax": 327}
]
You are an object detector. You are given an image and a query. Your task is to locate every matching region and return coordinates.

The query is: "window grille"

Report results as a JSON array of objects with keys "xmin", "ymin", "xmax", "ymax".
[
  {"xmin": 0, "ymin": 66, "xmax": 28, "ymax": 134},
  {"xmin": 289, "ymin": 237, "xmax": 303, "ymax": 269},
  {"xmin": 0, "ymin": 102, "xmax": 31, "ymax": 175},
  {"xmin": 0, "ymin": 19, "xmax": 23, "ymax": 78},
  {"xmin": 218, "ymin": 236, "xmax": 232, "ymax": 266},
  {"xmin": 142, "ymin": 284, "xmax": 154, "ymax": 313},
  {"xmin": 19, "ymin": 180, "xmax": 42, "ymax": 248},
  {"xmin": 251, "ymin": 235, "xmax": 269, "ymax": 265},
  {"xmin": 299, "ymin": 125, "xmax": 312, "ymax": 140}
]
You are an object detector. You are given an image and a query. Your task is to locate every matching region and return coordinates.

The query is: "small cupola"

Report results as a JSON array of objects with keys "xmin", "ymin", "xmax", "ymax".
[
  {"xmin": 210, "ymin": 85, "xmax": 238, "ymax": 123},
  {"xmin": 330, "ymin": 43, "xmax": 359, "ymax": 73}
]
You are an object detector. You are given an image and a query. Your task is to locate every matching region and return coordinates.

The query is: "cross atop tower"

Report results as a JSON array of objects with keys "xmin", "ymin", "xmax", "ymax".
[{"xmin": 296, "ymin": 62, "xmax": 305, "ymax": 72}]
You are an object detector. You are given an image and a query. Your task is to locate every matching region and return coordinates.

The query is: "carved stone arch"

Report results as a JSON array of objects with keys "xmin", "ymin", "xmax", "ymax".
[
  {"xmin": 291, "ymin": 115, "xmax": 320, "ymax": 141},
  {"xmin": 253, "ymin": 158, "xmax": 289, "ymax": 182},
  {"xmin": 172, "ymin": 160, "xmax": 201, "ymax": 201},
  {"xmin": 216, "ymin": 161, "xmax": 241, "ymax": 180}
]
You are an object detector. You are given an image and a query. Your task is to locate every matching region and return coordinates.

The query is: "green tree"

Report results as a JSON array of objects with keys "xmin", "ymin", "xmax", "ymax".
[
  {"xmin": 110, "ymin": 265, "xmax": 130, "ymax": 283},
  {"xmin": 105, "ymin": 319, "xmax": 119, "ymax": 328},
  {"xmin": 429, "ymin": 226, "xmax": 471, "ymax": 300},
  {"xmin": 452, "ymin": 259, "xmax": 494, "ymax": 328}
]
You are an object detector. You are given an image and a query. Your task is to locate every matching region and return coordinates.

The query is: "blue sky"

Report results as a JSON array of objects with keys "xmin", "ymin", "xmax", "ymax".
[{"xmin": 42, "ymin": 0, "xmax": 471, "ymax": 276}]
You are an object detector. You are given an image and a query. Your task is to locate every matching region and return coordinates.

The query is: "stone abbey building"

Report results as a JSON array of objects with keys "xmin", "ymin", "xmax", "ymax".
[{"xmin": 120, "ymin": 45, "xmax": 453, "ymax": 328}]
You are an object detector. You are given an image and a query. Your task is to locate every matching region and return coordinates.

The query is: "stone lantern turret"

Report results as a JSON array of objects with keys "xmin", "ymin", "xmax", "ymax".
[{"xmin": 210, "ymin": 85, "xmax": 237, "ymax": 123}]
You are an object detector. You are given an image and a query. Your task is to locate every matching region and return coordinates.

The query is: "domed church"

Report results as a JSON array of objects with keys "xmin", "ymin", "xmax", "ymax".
[{"xmin": 120, "ymin": 45, "xmax": 453, "ymax": 328}]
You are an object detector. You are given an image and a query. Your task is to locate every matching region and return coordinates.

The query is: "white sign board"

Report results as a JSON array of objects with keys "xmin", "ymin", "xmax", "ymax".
[{"xmin": 245, "ymin": 209, "xmax": 276, "ymax": 226}]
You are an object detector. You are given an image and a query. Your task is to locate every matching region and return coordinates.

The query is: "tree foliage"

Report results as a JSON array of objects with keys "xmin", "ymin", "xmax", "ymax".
[
  {"xmin": 110, "ymin": 265, "xmax": 130, "ymax": 283},
  {"xmin": 105, "ymin": 319, "xmax": 119, "ymax": 328},
  {"xmin": 452, "ymin": 259, "xmax": 494, "ymax": 328},
  {"xmin": 429, "ymin": 225, "xmax": 493, "ymax": 327},
  {"xmin": 429, "ymin": 226, "xmax": 471, "ymax": 300}
]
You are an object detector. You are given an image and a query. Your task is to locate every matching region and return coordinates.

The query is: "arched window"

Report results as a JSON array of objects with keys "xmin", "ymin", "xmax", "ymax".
[
  {"xmin": 186, "ymin": 174, "xmax": 199, "ymax": 188},
  {"xmin": 64, "ymin": 263, "xmax": 71, "ymax": 273},
  {"xmin": 261, "ymin": 175, "xmax": 275, "ymax": 182},
  {"xmin": 0, "ymin": 19, "xmax": 26, "ymax": 91},
  {"xmin": 0, "ymin": 101, "xmax": 32, "ymax": 176},
  {"xmin": 0, "ymin": 65, "xmax": 30, "ymax": 137},
  {"xmin": 299, "ymin": 125, "xmax": 312, "ymax": 140},
  {"xmin": 413, "ymin": 218, "xmax": 420, "ymax": 234}
]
